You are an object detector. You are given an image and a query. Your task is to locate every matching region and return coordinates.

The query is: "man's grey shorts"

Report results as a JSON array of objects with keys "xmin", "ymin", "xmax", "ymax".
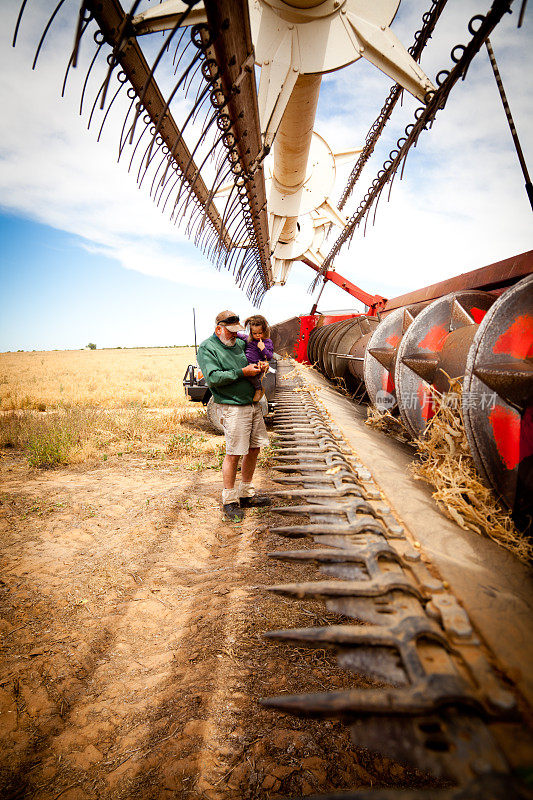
[{"xmin": 213, "ymin": 402, "xmax": 269, "ymax": 456}]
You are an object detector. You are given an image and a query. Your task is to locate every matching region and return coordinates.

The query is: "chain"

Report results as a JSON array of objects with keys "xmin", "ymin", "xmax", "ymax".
[
  {"xmin": 315, "ymin": 0, "xmax": 515, "ymax": 289},
  {"xmin": 338, "ymin": 0, "xmax": 449, "ymax": 212}
]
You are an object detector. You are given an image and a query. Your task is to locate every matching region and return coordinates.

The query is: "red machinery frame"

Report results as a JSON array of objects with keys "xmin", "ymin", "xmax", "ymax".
[{"xmin": 293, "ymin": 250, "xmax": 532, "ymax": 364}]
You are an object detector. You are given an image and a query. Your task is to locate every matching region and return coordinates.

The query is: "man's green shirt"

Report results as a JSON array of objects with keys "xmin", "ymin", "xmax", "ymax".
[{"xmin": 197, "ymin": 334, "xmax": 254, "ymax": 405}]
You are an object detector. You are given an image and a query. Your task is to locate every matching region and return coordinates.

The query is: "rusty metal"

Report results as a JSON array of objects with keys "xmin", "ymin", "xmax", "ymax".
[
  {"xmin": 261, "ymin": 361, "xmax": 533, "ymax": 798},
  {"xmin": 463, "ymin": 273, "xmax": 533, "ymax": 518},
  {"xmin": 270, "ymin": 316, "xmax": 305, "ymax": 358},
  {"xmin": 306, "ymin": 317, "xmax": 380, "ymax": 399},
  {"xmin": 395, "ymin": 291, "xmax": 495, "ymax": 439},
  {"xmin": 364, "ymin": 304, "xmax": 427, "ymax": 413}
]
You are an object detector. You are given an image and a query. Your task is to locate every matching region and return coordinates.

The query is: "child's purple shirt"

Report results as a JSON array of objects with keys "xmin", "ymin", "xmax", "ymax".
[{"xmin": 237, "ymin": 333, "xmax": 274, "ymax": 363}]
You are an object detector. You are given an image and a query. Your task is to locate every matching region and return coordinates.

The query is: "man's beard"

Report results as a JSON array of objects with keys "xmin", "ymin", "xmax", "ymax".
[{"xmin": 219, "ymin": 329, "xmax": 237, "ymax": 347}]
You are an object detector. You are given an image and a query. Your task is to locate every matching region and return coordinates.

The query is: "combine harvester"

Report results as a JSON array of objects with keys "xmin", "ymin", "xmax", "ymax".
[{"xmin": 13, "ymin": 0, "xmax": 532, "ymax": 796}]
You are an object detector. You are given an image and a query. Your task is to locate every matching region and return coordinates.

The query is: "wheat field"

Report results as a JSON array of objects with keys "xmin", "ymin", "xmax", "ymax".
[
  {"xmin": 0, "ymin": 347, "xmax": 221, "ymax": 467},
  {"xmin": 0, "ymin": 347, "xmax": 197, "ymax": 411}
]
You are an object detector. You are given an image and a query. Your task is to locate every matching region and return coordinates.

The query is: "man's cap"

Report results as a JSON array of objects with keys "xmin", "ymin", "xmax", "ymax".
[{"xmin": 215, "ymin": 310, "xmax": 245, "ymax": 332}]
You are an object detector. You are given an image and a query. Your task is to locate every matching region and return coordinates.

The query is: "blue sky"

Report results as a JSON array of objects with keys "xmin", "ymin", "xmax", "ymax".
[{"xmin": 1, "ymin": 1, "xmax": 531, "ymax": 351}]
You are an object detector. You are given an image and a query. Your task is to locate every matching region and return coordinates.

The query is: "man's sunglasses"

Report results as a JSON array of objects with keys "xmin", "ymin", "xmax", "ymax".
[{"xmin": 219, "ymin": 316, "xmax": 240, "ymax": 325}]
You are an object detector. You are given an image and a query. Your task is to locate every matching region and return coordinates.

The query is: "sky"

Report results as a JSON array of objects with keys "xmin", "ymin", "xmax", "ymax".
[{"xmin": 0, "ymin": 0, "xmax": 531, "ymax": 351}]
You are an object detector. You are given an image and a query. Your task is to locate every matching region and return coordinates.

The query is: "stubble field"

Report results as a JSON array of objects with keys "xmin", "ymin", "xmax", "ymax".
[{"xmin": 0, "ymin": 348, "xmax": 433, "ymax": 799}]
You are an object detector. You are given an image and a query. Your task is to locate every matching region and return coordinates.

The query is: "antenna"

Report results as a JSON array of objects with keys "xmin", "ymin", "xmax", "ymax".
[{"xmin": 193, "ymin": 308, "xmax": 198, "ymax": 357}]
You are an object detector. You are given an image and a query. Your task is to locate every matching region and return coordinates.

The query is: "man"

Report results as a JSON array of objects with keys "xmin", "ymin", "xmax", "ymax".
[{"xmin": 197, "ymin": 310, "xmax": 271, "ymax": 522}]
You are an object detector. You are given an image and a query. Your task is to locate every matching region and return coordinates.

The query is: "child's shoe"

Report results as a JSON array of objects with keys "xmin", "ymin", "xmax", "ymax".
[{"xmin": 253, "ymin": 388, "xmax": 264, "ymax": 402}]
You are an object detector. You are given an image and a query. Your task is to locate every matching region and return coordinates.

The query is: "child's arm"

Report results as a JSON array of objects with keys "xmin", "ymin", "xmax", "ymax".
[{"xmin": 262, "ymin": 338, "xmax": 274, "ymax": 360}]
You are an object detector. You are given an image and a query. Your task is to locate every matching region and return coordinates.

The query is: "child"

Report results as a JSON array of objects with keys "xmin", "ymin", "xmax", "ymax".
[{"xmin": 238, "ymin": 314, "xmax": 274, "ymax": 402}]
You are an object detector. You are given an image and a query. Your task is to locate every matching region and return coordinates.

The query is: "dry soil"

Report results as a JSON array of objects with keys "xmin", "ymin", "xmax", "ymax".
[{"xmin": 0, "ymin": 444, "xmax": 430, "ymax": 800}]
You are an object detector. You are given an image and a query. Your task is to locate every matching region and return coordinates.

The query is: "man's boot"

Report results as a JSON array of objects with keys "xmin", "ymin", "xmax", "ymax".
[{"xmin": 222, "ymin": 488, "xmax": 244, "ymax": 522}]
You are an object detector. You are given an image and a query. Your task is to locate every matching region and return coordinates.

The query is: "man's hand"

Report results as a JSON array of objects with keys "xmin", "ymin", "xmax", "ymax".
[
  {"xmin": 242, "ymin": 363, "xmax": 261, "ymax": 377},
  {"xmin": 257, "ymin": 339, "xmax": 265, "ymax": 351}
]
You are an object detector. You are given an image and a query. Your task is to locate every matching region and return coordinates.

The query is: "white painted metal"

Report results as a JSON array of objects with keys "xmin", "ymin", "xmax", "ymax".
[{"xmin": 131, "ymin": 1, "xmax": 434, "ymax": 286}]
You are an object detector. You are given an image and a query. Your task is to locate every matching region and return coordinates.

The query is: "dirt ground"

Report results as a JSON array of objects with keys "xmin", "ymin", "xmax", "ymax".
[{"xmin": 0, "ymin": 430, "xmax": 429, "ymax": 800}]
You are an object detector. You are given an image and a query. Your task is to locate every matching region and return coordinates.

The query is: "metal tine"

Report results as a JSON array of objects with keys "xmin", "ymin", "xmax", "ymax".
[
  {"xmin": 267, "ymin": 573, "xmax": 424, "ymax": 600},
  {"xmin": 273, "ymin": 449, "xmax": 346, "ymax": 459},
  {"xmin": 119, "ymin": 97, "xmax": 143, "ymax": 162},
  {"xmin": 258, "ymin": 679, "xmax": 484, "ymax": 716},
  {"xmin": 193, "ymin": 156, "xmax": 236, "ymax": 243},
  {"xmin": 265, "ymin": 613, "xmax": 448, "ymax": 650},
  {"xmin": 271, "ymin": 475, "xmax": 360, "ymax": 484},
  {"xmin": 172, "ymin": 105, "xmax": 221, "ymax": 198},
  {"xmin": 275, "ymin": 422, "xmax": 328, "ymax": 428},
  {"xmin": 273, "ymin": 444, "xmax": 345, "ymax": 452},
  {"xmin": 203, "ymin": 176, "xmax": 240, "ymax": 248},
  {"xmin": 274, "ymin": 410, "xmax": 320, "ymax": 422},
  {"xmin": 209, "ymin": 195, "xmax": 243, "ymax": 254},
  {"xmin": 127, "ymin": 114, "xmax": 152, "ymax": 171},
  {"xmin": 268, "ymin": 520, "xmax": 385, "ymax": 537},
  {"xmin": 269, "ymin": 488, "xmax": 365, "ymax": 499},
  {"xmin": 276, "ymin": 438, "xmax": 342, "ymax": 444},
  {"xmin": 87, "ymin": 65, "xmax": 114, "ymax": 130},
  {"xmin": 274, "ymin": 422, "xmax": 322, "ymax": 428},
  {"xmin": 32, "ymin": 0, "xmax": 68, "ymax": 71},
  {"xmin": 156, "ymin": 83, "xmax": 213, "ymax": 203},
  {"xmin": 171, "ymin": 170, "xmax": 201, "ymax": 222},
  {"xmin": 271, "ymin": 464, "xmax": 350, "ymax": 473},
  {"xmin": 129, "ymin": 10, "xmax": 197, "ymax": 145},
  {"xmin": 79, "ymin": 40, "xmax": 105, "ymax": 116},
  {"xmin": 274, "ymin": 432, "xmax": 332, "ymax": 439},
  {"xmin": 161, "ymin": 156, "xmax": 194, "ymax": 212},
  {"xmin": 61, "ymin": 16, "xmax": 92, "ymax": 97},
  {"xmin": 172, "ymin": 26, "xmax": 192, "ymax": 73},
  {"xmin": 170, "ymin": 115, "xmax": 226, "ymax": 214},
  {"xmin": 267, "ymin": 543, "xmax": 398, "ymax": 565},
  {"xmin": 146, "ymin": 144, "xmax": 169, "ymax": 193},
  {"xmin": 117, "ymin": 93, "xmax": 139, "ymax": 160},
  {"xmin": 95, "ymin": 72, "xmax": 126, "ymax": 139},
  {"xmin": 273, "ymin": 418, "xmax": 318, "ymax": 423},
  {"xmin": 273, "ymin": 440, "xmax": 344, "ymax": 449},
  {"xmin": 272, "ymin": 456, "xmax": 346, "ymax": 465},
  {"xmin": 269, "ymin": 501, "xmax": 375, "ymax": 516},
  {"xmin": 184, "ymin": 51, "xmax": 206, "ymax": 100},
  {"xmin": 161, "ymin": 167, "xmax": 186, "ymax": 215},
  {"xmin": 137, "ymin": 128, "xmax": 162, "ymax": 183},
  {"xmin": 143, "ymin": 47, "xmax": 204, "ymax": 168},
  {"xmin": 224, "ymin": 223, "xmax": 251, "ymax": 276},
  {"xmin": 12, "ymin": 0, "xmax": 30, "ymax": 47}
]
